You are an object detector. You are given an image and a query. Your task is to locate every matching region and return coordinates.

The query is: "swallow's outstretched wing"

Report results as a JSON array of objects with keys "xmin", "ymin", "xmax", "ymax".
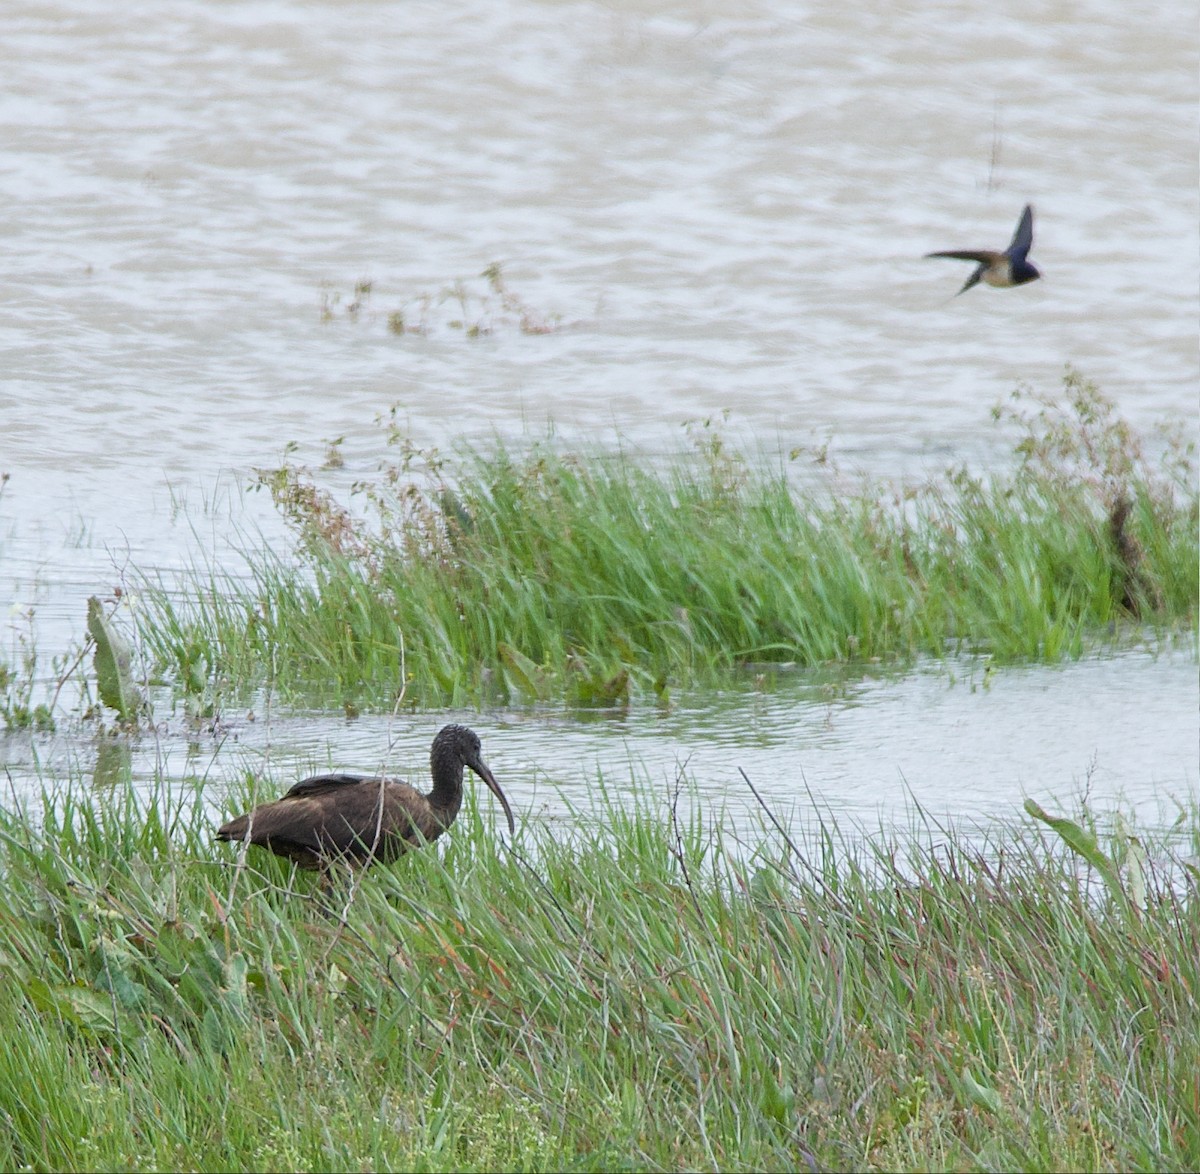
[{"xmin": 1007, "ymin": 204, "xmax": 1034, "ymax": 262}]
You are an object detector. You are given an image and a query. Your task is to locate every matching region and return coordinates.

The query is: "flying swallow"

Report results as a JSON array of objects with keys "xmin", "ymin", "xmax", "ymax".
[{"xmin": 925, "ymin": 204, "xmax": 1040, "ymax": 295}]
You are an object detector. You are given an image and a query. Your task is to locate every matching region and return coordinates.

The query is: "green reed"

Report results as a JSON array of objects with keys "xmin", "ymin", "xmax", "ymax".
[
  {"xmin": 0, "ymin": 767, "xmax": 1195, "ymax": 1172},
  {"xmin": 135, "ymin": 373, "xmax": 1197, "ymax": 709}
]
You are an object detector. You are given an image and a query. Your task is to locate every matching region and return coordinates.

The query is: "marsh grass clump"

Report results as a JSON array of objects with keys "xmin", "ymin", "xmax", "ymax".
[
  {"xmin": 0, "ymin": 771, "xmax": 1196, "ymax": 1171},
  {"xmin": 136, "ymin": 373, "xmax": 1197, "ymax": 708}
]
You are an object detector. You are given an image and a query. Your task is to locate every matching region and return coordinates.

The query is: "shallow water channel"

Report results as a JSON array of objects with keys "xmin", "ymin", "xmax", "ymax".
[{"xmin": 2, "ymin": 645, "xmax": 1195, "ymax": 846}]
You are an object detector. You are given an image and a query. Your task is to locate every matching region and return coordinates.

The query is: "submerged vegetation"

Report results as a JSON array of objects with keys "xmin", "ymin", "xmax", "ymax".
[
  {"xmin": 0, "ymin": 607, "xmax": 56, "ymax": 732},
  {"xmin": 0, "ymin": 594, "xmax": 144, "ymax": 734},
  {"xmin": 319, "ymin": 262, "xmax": 563, "ymax": 338},
  {"xmin": 0, "ymin": 772, "xmax": 1195, "ymax": 1171},
  {"xmin": 135, "ymin": 373, "xmax": 1197, "ymax": 711}
]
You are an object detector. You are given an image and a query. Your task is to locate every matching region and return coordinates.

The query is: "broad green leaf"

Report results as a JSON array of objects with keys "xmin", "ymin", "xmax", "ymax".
[
  {"xmin": 961, "ymin": 1068, "xmax": 1002, "ymax": 1114},
  {"xmin": 27, "ymin": 976, "xmax": 117, "ymax": 1035},
  {"xmin": 1024, "ymin": 800, "xmax": 1126, "ymax": 906},
  {"xmin": 1114, "ymin": 814, "xmax": 1147, "ymax": 913},
  {"xmin": 498, "ymin": 642, "xmax": 551, "ymax": 700},
  {"xmin": 87, "ymin": 596, "xmax": 143, "ymax": 722}
]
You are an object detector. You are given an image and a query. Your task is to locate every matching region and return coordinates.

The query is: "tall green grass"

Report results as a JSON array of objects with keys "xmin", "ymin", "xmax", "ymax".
[
  {"xmin": 136, "ymin": 374, "xmax": 1198, "ymax": 708},
  {"xmin": 0, "ymin": 771, "xmax": 1195, "ymax": 1171}
]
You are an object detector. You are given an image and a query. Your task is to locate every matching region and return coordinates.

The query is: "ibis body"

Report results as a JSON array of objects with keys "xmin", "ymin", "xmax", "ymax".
[{"xmin": 217, "ymin": 724, "xmax": 514, "ymax": 872}]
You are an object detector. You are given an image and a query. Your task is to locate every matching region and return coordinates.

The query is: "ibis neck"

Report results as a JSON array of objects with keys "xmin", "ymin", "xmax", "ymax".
[{"xmin": 428, "ymin": 761, "xmax": 466, "ymax": 815}]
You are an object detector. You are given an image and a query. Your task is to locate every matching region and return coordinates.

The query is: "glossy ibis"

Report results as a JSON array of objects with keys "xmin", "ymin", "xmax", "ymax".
[{"xmin": 217, "ymin": 724, "xmax": 514, "ymax": 873}]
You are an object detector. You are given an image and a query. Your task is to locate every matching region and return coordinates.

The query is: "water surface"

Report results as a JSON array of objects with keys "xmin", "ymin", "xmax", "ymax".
[
  {"xmin": 2, "ymin": 649, "xmax": 1194, "ymax": 842},
  {"xmin": 1, "ymin": 1, "xmax": 1196, "ymax": 828}
]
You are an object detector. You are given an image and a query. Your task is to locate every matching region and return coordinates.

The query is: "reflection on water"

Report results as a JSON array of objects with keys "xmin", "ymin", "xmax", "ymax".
[{"xmin": 2, "ymin": 648, "xmax": 1195, "ymax": 837}]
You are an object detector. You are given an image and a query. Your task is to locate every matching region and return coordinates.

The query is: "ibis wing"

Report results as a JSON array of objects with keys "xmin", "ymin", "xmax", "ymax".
[
  {"xmin": 283, "ymin": 773, "xmax": 380, "ymax": 799},
  {"xmin": 216, "ymin": 799, "xmax": 330, "ymax": 866}
]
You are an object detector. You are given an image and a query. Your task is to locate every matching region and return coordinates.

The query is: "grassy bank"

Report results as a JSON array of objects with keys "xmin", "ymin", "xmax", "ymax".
[
  {"xmin": 0, "ymin": 774, "xmax": 1195, "ymax": 1171},
  {"xmin": 136, "ymin": 375, "xmax": 1197, "ymax": 710}
]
